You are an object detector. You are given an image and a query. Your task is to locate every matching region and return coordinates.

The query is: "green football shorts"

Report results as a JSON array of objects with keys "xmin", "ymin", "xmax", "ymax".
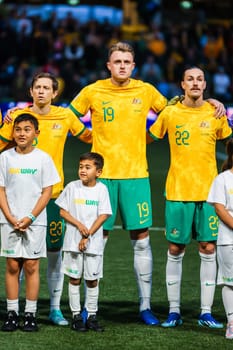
[
  {"xmin": 165, "ymin": 200, "xmax": 218, "ymax": 244},
  {"xmin": 46, "ymin": 199, "xmax": 66, "ymax": 251},
  {"xmin": 99, "ymin": 178, "xmax": 152, "ymax": 231}
]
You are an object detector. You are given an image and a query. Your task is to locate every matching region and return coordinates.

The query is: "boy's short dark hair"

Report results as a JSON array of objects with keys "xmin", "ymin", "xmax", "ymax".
[
  {"xmin": 80, "ymin": 152, "xmax": 104, "ymax": 170},
  {"xmin": 14, "ymin": 113, "xmax": 39, "ymax": 131}
]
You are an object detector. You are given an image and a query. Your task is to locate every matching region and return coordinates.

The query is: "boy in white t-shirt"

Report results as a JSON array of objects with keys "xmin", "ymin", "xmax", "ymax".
[
  {"xmin": 55, "ymin": 152, "xmax": 112, "ymax": 332},
  {"xmin": 0, "ymin": 113, "xmax": 60, "ymax": 332}
]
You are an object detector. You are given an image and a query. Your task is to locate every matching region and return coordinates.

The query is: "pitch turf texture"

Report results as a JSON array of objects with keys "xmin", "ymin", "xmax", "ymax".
[{"xmin": 0, "ymin": 138, "xmax": 231, "ymax": 350}]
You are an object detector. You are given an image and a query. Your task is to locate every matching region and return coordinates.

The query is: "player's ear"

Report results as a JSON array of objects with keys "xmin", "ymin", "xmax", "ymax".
[
  {"xmin": 106, "ymin": 62, "xmax": 111, "ymax": 71},
  {"xmin": 96, "ymin": 168, "xmax": 102, "ymax": 178},
  {"xmin": 52, "ymin": 91, "xmax": 58, "ymax": 99}
]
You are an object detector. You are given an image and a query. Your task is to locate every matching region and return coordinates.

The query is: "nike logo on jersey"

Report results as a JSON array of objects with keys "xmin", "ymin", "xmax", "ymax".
[
  {"xmin": 102, "ymin": 101, "xmax": 111, "ymax": 105},
  {"xmin": 176, "ymin": 124, "xmax": 185, "ymax": 128}
]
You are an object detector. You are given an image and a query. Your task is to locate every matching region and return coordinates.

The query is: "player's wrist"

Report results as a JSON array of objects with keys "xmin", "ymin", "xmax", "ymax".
[{"xmin": 27, "ymin": 213, "xmax": 36, "ymax": 222}]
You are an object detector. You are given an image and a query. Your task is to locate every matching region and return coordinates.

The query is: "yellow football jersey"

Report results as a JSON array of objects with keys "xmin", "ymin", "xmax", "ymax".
[
  {"xmin": 149, "ymin": 101, "xmax": 232, "ymax": 201},
  {"xmin": 70, "ymin": 78, "xmax": 167, "ymax": 179},
  {"xmin": 0, "ymin": 106, "xmax": 89, "ymax": 197}
]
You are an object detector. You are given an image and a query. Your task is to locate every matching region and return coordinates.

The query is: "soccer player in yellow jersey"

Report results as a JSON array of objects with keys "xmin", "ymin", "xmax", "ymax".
[
  {"xmin": 149, "ymin": 67, "xmax": 232, "ymax": 328},
  {"xmin": 0, "ymin": 73, "xmax": 92, "ymax": 326},
  {"xmin": 69, "ymin": 42, "xmax": 167, "ymax": 326},
  {"xmin": 69, "ymin": 43, "xmax": 225, "ymax": 326}
]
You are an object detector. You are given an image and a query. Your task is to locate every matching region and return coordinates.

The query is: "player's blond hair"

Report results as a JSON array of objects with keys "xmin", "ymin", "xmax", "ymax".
[{"xmin": 108, "ymin": 42, "xmax": 135, "ymax": 60}]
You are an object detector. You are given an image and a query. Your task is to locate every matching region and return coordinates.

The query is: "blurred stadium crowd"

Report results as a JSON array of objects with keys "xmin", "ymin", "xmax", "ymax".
[{"xmin": 0, "ymin": 4, "xmax": 233, "ymax": 102}]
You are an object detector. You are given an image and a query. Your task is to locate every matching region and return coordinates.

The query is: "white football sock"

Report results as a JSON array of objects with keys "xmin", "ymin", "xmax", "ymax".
[
  {"xmin": 131, "ymin": 236, "xmax": 152, "ymax": 312},
  {"xmin": 199, "ymin": 251, "xmax": 216, "ymax": 315},
  {"xmin": 83, "ymin": 237, "xmax": 108, "ymax": 310},
  {"xmin": 47, "ymin": 250, "xmax": 64, "ymax": 311},
  {"xmin": 103, "ymin": 236, "xmax": 108, "ymax": 250},
  {"xmin": 86, "ymin": 285, "xmax": 99, "ymax": 316},
  {"xmin": 69, "ymin": 283, "xmax": 81, "ymax": 315},
  {"xmin": 166, "ymin": 250, "xmax": 184, "ymax": 314},
  {"xmin": 7, "ymin": 299, "xmax": 19, "ymax": 314},
  {"xmin": 222, "ymin": 285, "xmax": 233, "ymax": 323},
  {"xmin": 25, "ymin": 299, "xmax": 37, "ymax": 315}
]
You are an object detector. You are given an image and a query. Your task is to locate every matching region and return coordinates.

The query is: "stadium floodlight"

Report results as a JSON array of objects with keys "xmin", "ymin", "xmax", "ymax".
[
  {"xmin": 180, "ymin": 1, "xmax": 193, "ymax": 9},
  {"xmin": 67, "ymin": 0, "xmax": 80, "ymax": 5}
]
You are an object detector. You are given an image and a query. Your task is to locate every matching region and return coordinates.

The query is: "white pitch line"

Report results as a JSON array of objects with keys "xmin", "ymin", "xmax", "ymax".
[{"xmin": 113, "ymin": 225, "xmax": 165, "ymax": 231}]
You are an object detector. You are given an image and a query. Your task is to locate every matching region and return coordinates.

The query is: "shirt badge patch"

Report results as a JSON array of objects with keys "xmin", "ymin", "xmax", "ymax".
[
  {"xmin": 199, "ymin": 121, "xmax": 210, "ymax": 128},
  {"xmin": 52, "ymin": 123, "xmax": 62, "ymax": 130}
]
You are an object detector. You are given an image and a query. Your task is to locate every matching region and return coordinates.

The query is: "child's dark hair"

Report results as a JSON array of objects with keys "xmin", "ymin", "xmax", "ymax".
[
  {"xmin": 14, "ymin": 113, "xmax": 39, "ymax": 131},
  {"xmin": 80, "ymin": 152, "xmax": 104, "ymax": 170},
  {"xmin": 222, "ymin": 138, "xmax": 233, "ymax": 171}
]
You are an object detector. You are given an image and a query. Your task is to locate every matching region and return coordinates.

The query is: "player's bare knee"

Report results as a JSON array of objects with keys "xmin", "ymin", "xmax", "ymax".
[
  {"xmin": 130, "ymin": 229, "xmax": 149, "ymax": 240},
  {"xmin": 168, "ymin": 243, "xmax": 185, "ymax": 256},
  {"xmin": 6, "ymin": 265, "xmax": 19, "ymax": 276},
  {"xmin": 69, "ymin": 277, "xmax": 81, "ymax": 286},
  {"xmin": 23, "ymin": 260, "xmax": 39, "ymax": 276},
  {"xmin": 86, "ymin": 280, "xmax": 98, "ymax": 288},
  {"xmin": 199, "ymin": 242, "xmax": 216, "ymax": 255}
]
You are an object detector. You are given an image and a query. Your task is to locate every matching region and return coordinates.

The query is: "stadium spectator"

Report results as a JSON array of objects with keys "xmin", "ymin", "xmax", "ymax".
[
  {"xmin": 140, "ymin": 54, "xmax": 163, "ymax": 85},
  {"xmin": 212, "ymin": 66, "xmax": 232, "ymax": 103},
  {"xmin": 0, "ymin": 5, "xmax": 233, "ymax": 102}
]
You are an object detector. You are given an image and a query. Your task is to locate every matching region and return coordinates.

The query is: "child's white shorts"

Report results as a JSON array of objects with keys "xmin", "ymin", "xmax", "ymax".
[
  {"xmin": 62, "ymin": 251, "xmax": 103, "ymax": 280},
  {"xmin": 1, "ymin": 223, "xmax": 47, "ymax": 258},
  {"xmin": 217, "ymin": 245, "xmax": 233, "ymax": 286}
]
